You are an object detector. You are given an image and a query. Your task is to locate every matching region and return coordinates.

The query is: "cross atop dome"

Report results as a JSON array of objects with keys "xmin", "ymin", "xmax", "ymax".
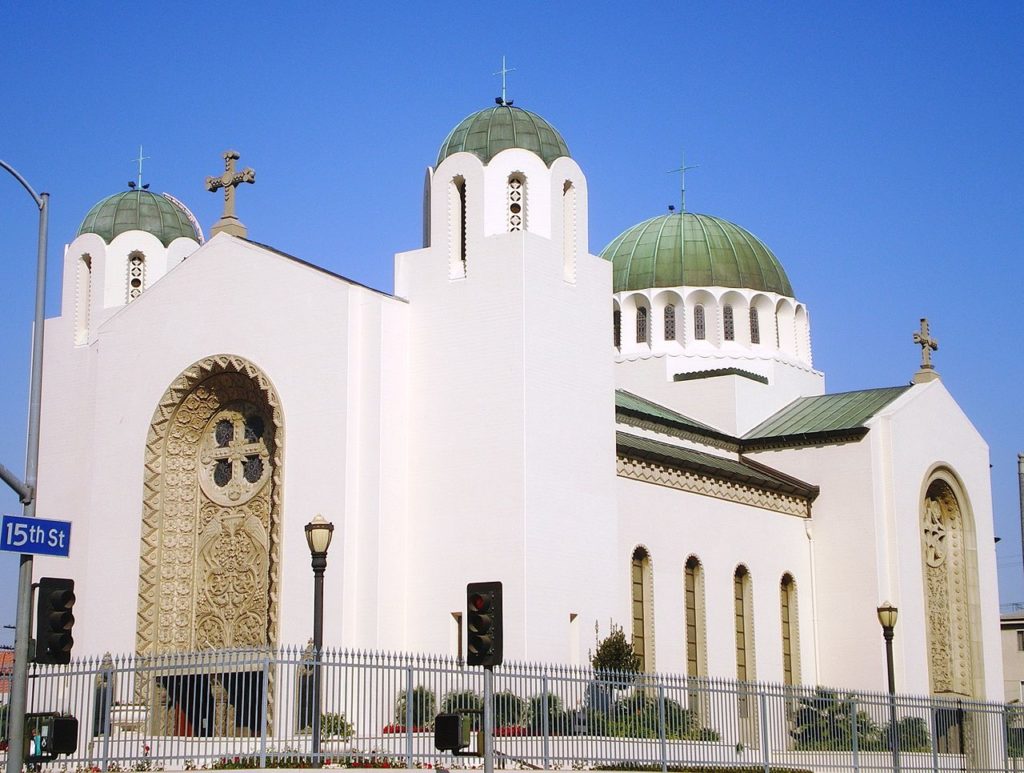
[{"xmin": 494, "ymin": 56, "xmax": 516, "ymax": 106}]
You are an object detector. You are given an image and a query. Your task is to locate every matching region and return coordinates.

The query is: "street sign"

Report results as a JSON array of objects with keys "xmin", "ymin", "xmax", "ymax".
[{"xmin": 0, "ymin": 514, "xmax": 71, "ymax": 557}]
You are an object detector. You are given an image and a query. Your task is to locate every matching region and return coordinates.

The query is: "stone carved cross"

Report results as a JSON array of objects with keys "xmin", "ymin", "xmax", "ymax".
[
  {"xmin": 913, "ymin": 317, "xmax": 938, "ymax": 370},
  {"xmin": 206, "ymin": 150, "xmax": 256, "ymax": 238}
]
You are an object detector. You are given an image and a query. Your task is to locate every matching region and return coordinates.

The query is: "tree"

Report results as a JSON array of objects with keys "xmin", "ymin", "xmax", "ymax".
[{"xmin": 590, "ymin": 622, "xmax": 641, "ymax": 675}]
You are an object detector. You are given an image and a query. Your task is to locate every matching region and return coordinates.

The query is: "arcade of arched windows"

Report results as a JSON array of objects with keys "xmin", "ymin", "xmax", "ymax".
[
  {"xmin": 626, "ymin": 547, "xmax": 800, "ymax": 684},
  {"xmin": 613, "ymin": 290, "xmax": 808, "ymax": 361}
]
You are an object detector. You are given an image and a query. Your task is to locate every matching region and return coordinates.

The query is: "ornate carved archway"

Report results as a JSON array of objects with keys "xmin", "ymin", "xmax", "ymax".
[{"xmin": 136, "ymin": 355, "xmax": 284, "ymax": 657}]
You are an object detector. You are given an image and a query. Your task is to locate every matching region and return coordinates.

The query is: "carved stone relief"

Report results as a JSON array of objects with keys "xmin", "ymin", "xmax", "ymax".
[
  {"xmin": 136, "ymin": 355, "xmax": 283, "ymax": 657},
  {"xmin": 923, "ymin": 479, "xmax": 972, "ymax": 696}
]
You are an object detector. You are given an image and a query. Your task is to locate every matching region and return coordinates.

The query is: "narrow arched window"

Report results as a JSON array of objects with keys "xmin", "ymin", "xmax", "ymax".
[
  {"xmin": 780, "ymin": 574, "xmax": 798, "ymax": 685},
  {"xmin": 507, "ymin": 174, "xmax": 525, "ymax": 232},
  {"xmin": 664, "ymin": 304, "xmax": 676, "ymax": 342},
  {"xmin": 684, "ymin": 557, "xmax": 705, "ymax": 677},
  {"xmin": 750, "ymin": 308, "xmax": 760, "ymax": 345},
  {"xmin": 613, "ymin": 309, "xmax": 622, "ymax": 349},
  {"xmin": 449, "ymin": 176, "xmax": 467, "ymax": 278},
  {"xmin": 723, "ymin": 305, "xmax": 735, "ymax": 341},
  {"xmin": 631, "ymin": 547, "xmax": 653, "ymax": 672},
  {"xmin": 694, "ymin": 305, "xmax": 706, "ymax": 340},
  {"xmin": 734, "ymin": 566, "xmax": 753, "ymax": 681},
  {"xmin": 636, "ymin": 307, "xmax": 649, "ymax": 344},
  {"xmin": 562, "ymin": 181, "xmax": 576, "ymax": 282},
  {"xmin": 127, "ymin": 251, "xmax": 146, "ymax": 302},
  {"xmin": 75, "ymin": 254, "xmax": 92, "ymax": 345}
]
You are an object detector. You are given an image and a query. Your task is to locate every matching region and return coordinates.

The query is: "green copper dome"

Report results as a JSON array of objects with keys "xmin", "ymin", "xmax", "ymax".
[
  {"xmin": 437, "ymin": 105, "xmax": 571, "ymax": 167},
  {"xmin": 77, "ymin": 190, "xmax": 200, "ymax": 247},
  {"xmin": 601, "ymin": 212, "xmax": 793, "ymax": 296}
]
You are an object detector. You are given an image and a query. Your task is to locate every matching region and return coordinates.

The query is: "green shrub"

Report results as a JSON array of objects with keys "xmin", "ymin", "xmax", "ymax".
[
  {"xmin": 393, "ymin": 685, "xmax": 437, "ymax": 729},
  {"xmin": 321, "ymin": 711, "xmax": 354, "ymax": 740},
  {"xmin": 440, "ymin": 688, "xmax": 483, "ymax": 729},
  {"xmin": 492, "ymin": 690, "xmax": 527, "ymax": 727},
  {"xmin": 528, "ymin": 692, "xmax": 570, "ymax": 734}
]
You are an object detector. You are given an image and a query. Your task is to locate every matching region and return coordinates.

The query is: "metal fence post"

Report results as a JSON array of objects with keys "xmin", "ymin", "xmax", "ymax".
[
  {"xmin": 405, "ymin": 664, "xmax": 414, "ymax": 768},
  {"xmin": 541, "ymin": 673, "xmax": 551, "ymax": 770},
  {"xmin": 757, "ymin": 686, "xmax": 770, "ymax": 773},
  {"xmin": 657, "ymin": 681, "xmax": 668, "ymax": 773},
  {"xmin": 259, "ymin": 650, "xmax": 270, "ymax": 769},
  {"xmin": 101, "ymin": 660, "xmax": 114, "ymax": 772},
  {"xmin": 850, "ymin": 696, "xmax": 859, "ymax": 772}
]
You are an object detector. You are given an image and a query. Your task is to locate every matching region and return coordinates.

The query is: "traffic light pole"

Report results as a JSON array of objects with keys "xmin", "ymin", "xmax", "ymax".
[
  {"xmin": 483, "ymin": 667, "xmax": 494, "ymax": 773},
  {"xmin": 0, "ymin": 160, "xmax": 49, "ymax": 773}
]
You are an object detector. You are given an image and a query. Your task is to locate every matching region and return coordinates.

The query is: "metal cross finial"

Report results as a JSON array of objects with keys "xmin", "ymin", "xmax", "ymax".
[
  {"xmin": 494, "ymin": 56, "xmax": 516, "ymax": 105},
  {"xmin": 667, "ymin": 152, "xmax": 699, "ymax": 213},
  {"xmin": 206, "ymin": 149, "xmax": 256, "ymax": 238},
  {"xmin": 132, "ymin": 145, "xmax": 150, "ymax": 188},
  {"xmin": 912, "ymin": 318, "xmax": 939, "ymax": 381}
]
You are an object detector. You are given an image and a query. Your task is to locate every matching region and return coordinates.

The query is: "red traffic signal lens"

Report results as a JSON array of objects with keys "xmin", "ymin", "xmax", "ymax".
[{"xmin": 469, "ymin": 593, "xmax": 490, "ymax": 612}]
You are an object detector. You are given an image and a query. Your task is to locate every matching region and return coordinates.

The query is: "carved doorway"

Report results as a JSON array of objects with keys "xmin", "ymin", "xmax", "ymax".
[{"xmin": 136, "ymin": 355, "xmax": 283, "ymax": 735}]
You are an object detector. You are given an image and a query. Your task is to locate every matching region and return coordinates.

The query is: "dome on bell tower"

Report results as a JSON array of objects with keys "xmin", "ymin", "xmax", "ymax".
[
  {"xmin": 437, "ymin": 104, "xmax": 571, "ymax": 167},
  {"xmin": 77, "ymin": 189, "xmax": 201, "ymax": 247}
]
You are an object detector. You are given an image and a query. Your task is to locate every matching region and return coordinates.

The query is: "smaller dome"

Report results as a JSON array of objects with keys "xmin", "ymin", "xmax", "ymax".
[
  {"xmin": 77, "ymin": 190, "xmax": 200, "ymax": 247},
  {"xmin": 437, "ymin": 105, "xmax": 570, "ymax": 167},
  {"xmin": 601, "ymin": 212, "xmax": 793, "ymax": 296}
]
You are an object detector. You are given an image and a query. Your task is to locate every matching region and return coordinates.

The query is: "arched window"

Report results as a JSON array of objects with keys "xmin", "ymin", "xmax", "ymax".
[
  {"xmin": 723, "ymin": 305, "xmax": 735, "ymax": 341},
  {"xmin": 684, "ymin": 557, "xmax": 705, "ymax": 678},
  {"xmin": 127, "ymin": 251, "xmax": 146, "ymax": 302},
  {"xmin": 507, "ymin": 174, "xmax": 525, "ymax": 232},
  {"xmin": 664, "ymin": 304, "xmax": 676, "ymax": 342},
  {"xmin": 780, "ymin": 574, "xmax": 799, "ymax": 685},
  {"xmin": 694, "ymin": 305, "xmax": 706, "ymax": 340},
  {"xmin": 631, "ymin": 547, "xmax": 653, "ymax": 672},
  {"xmin": 636, "ymin": 307, "xmax": 649, "ymax": 344},
  {"xmin": 562, "ymin": 181, "xmax": 576, "ymax": 282},
  {"xmin": 448, "ymin": 176, "xmax": 467, "ymax": 278},
  {"xmin": 750, "ymin": 308, "xmax": 760, "ymax": 345},
  {"xmin": 75, "ymin": 254, "xmax": 92, "ymax": 345},
  {"xmin": 613, "ymin": 308, "xmax": 622, "ymax": 349},
  {"xmin": 734, "ymin": 566, "xmax": 753, "ymax": 681}
]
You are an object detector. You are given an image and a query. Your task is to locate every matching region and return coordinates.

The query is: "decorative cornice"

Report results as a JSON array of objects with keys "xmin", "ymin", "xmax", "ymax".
[
  {"xmin": 673, "ymin": 367, "xmax": 769, "ymax": 384},
  {"xmin": 616, "ymin": 411, "xmax": 740, "ymax": 452},
  {"xmin": 617, "ymin": 454, "xmax": 811, "ymax": 518}
]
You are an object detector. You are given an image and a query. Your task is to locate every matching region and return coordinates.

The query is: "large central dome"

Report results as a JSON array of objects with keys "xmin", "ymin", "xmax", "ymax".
[
  {"xmin": 437, "ymin": 105, "xmax": 570, "ymax": 167},
  {"xmin": 601, "ymin": 212, "xmax": 793, "ymax": 296}
]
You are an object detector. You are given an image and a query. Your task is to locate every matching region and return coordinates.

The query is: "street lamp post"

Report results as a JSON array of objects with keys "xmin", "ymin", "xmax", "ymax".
[
  {"xmin": 305, "ymin": 515, "xmax": 334, "ymax": 767},
  {"xmin": 0, "ymin": 159, "xmax": 49, "ymax": 773},
  {"xmin": 877, "ymin": 602, "xmax": 900, "ymax": 773}
]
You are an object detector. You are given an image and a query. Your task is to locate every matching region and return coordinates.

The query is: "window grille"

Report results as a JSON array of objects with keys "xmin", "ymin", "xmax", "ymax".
[
  {"xmin": 631, "ymin": 547, "xmax": 651, "ymax": 669},
  {"xmin": 750, "ymin": 307, "xmax": 760, "ymax": 344},
  {"xmin": 664, "ymin": 304, "xmax": 676, "ymax": 342},
  {"xmin": 127, "ymin": 251, "xmax": 145, "ymax": 302},
  {"xmin": 780, "ymin": 574, "xmax": 796, "ymax": 685},
  {"xmin": 613, "ymin": 309, "xmax": 621, "ymax": 348},
  {"xmin": 694, "ymin": 305, "xmax": 706, "ymax": 340},
  {"xmin": 724, "ymin": 305, "xmax": 735, "ymax": 341},
  {"xmin": 685, "ymin": 557, "xmax": 703, "ymax": 677},
  {"xmin": 507, "ymin": 175, "xmax": 524, "ymax": 231},
  {"xmin": 636, "ymin": 307, "xmax": 649, "ymax": 344},
  {"xmin": 734, "ymin": 566, "xmax": 751, "ymax": 681}
]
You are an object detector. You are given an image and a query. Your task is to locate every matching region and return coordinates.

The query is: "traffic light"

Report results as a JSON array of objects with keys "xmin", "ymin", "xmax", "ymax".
[
  {"xmin": 35, "ymin": 577, "xmax": 75, "ymax": 665},
  {"xmin": 466, "ymin": 581, "xmax": 502, "ymax": 668},
  {"xmin": 434, "ymin": 712, "xmax": 472, "ymax": 752}
]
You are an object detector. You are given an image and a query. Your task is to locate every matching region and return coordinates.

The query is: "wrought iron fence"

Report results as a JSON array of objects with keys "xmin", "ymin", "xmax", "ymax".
[{"xmin": 0, "ymin": 646, "xmax": 1019, "ymax": 771}]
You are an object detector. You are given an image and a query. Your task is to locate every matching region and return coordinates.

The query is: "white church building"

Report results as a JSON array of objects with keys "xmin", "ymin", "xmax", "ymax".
[{"xmin": 33, "ymin": 101, "xmax": 1002, "ymax": 705}]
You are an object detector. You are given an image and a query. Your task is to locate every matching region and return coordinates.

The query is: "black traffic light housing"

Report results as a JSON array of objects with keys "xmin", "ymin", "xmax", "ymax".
[
  {"xmin": 466, "ymin": 581, "xmax": 502, "ymax": 668},
  {"xmin": 35, "ymin": 577, "xmax": 75, "ymax": 665},
  {"xmin": 434, "ymin": 712, "xmax": 473, "ymax": 752}
]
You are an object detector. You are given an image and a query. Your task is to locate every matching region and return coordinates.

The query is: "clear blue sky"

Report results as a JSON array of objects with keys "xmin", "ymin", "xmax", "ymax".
[{"xmin": 1, "ymin": 2, "xmax": 1022, "ymax": 647}]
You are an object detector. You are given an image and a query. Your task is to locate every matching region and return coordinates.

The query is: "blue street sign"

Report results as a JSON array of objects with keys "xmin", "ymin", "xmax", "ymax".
[{"xmin": 0, "ymin": 514, "xmax": 71, "ymax": 557}]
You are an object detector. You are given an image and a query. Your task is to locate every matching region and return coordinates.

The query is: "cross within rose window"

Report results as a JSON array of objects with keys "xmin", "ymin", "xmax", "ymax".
[{"xmin": 199, "ymin": 402, "xmax": 271, "ymax": 505}]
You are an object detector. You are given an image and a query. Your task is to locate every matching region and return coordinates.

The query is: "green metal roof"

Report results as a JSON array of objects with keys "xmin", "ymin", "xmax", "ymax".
[
  {"xmin": 616, "ymin": 390, "xmax": 722, "ymax": 435},
  {"xmin": 437, "ymin": 105, "xmax": 571, "ymax": 167},
  {"xmin": 617, "ymin": 431, "xmax": 817, "ymax": 500},
  {"xmin": 77, "ymin": 190, "xmax": 200, "ymax": 247},
  {"xmin": 600, "ymin": 212, "xmax": 793, "ymax": 296},
  {"xmin": 743, "ymin": 386, "xmax": 911, "ymax": 442}
]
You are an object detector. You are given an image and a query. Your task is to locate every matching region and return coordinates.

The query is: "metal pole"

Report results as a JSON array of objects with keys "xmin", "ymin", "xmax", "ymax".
[
  {"xmin": 1017, "ymin": 454, "xmax": 1024, "ymax": 593},
  {"xmin": 311, "ymin": 552, "xmax": 326, "ymax": 767},
  {"xmin": 0, "ymin": 159, "xmax": 48, "ymax": 773},
  {"xmin": 483, "ymin": 667, "xmax": 494, "ymax": 773},
  {"xmin": 884, "ymin": 625, "xmax": 900, "ymax": 773}
]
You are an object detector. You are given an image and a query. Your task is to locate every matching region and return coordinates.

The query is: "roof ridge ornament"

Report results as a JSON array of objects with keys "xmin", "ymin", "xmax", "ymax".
[
  {"xmin": 493, "ymin": 55, "xmax": 515, "ymax": 106},
  {"xmin": 206, "ymin": 149, "xmax": 256, "ymax": 238},
  {"xmin": 912, "ymin": 317, "xmax": 941, "ymax": 383}
]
